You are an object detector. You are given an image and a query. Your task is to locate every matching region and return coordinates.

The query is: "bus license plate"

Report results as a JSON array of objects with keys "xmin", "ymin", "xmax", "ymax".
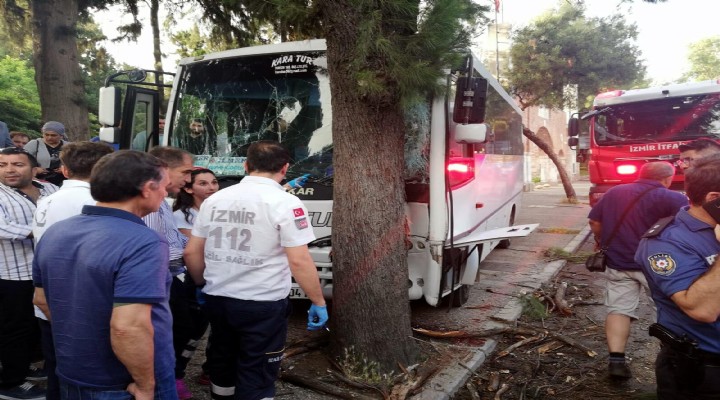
[{"xmin": 289, "ymin": 287, "xmax": 307, "ymax": 298}]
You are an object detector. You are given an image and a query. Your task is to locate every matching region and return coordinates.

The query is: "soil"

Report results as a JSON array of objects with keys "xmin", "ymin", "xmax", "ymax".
[
  {"xmin": 452, "ymin": 239, "xmax": 659, "ymax": 400},
  {"xmin": 178, "ymin": 238, "xmax": 660, "ymax": 400}
]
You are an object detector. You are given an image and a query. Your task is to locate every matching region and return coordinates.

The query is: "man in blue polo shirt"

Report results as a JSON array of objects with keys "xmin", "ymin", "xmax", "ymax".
[
  {"xmin": 588, "ymin": 161, "xmax": 687, "ymax": 379},
  {"xmin": 635, "ymin": 157, "xmax": 720, "ymax": 399},
  {"xmin": 32, "ymin": 151, "xmax": 178, "ymax": 400}
]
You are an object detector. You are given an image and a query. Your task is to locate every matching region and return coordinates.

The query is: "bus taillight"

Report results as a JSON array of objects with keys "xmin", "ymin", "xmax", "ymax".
[{"xmin": 447, "ymin": 158, "xmax": 475, "ymax": 188}]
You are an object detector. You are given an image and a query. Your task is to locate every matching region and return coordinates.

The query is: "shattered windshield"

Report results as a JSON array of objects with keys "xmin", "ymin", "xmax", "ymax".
[
  {"xmin": 169, "ymin": 52, "xmax": 332, "ymax": 180},
  {"xmin": 593, "ymin": 94, "xmax": 720, "ymax": 145}
]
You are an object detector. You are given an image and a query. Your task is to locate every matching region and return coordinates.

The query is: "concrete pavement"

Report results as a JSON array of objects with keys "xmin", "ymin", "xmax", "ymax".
[{"xmin": 411, "ymin": 180, "xmax": 592, "ymax": 399}]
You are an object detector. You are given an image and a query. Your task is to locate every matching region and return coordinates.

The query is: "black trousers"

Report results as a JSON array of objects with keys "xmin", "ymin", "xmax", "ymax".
[
  {"xmin": 170, "ymin": 276, "xmax": 209, "ymax": 379},
  {"xmin": 204, "ymin": 295, "xmax": 289, "ymax": 400},
  {"xmin": 39, "ymin": 319, "xmax": 59, "ymax": 400},
  {"xmin": 0, "ymin": 279, "xmax": 37, "ymax": 388},
  {"xmin": 656, "ymin": 345, "xmax": 720, "ymax": 399}
]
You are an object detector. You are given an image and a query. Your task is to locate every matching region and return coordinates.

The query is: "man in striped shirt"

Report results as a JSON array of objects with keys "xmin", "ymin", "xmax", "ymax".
[
  {"xmin": 142, "ymin": 146, "xmax": 197, "ymax": 399},
  {"xmin": 0, "ymin": 147, "xmax": 58, "ymax": 400}
]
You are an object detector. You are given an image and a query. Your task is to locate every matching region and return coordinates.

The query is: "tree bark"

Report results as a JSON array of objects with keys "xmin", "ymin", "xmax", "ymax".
[
  {"xmin": 31, "ymin": 0, "xmax": 89, "ymax": 140},
  {"xmin": 523, "ymin": 127, "xmax": 577, "ymax": 203},
  {"xmin": 149, "ymin": 0, "xmax": 164, "ymax": 109},
  {"xmin": 322, "ymin": 0, "xmax": 418, "ymax": 372}
]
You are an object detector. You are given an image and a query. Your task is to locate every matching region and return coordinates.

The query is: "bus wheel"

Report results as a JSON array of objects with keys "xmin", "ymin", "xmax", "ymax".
[
  {"xmin": 497, "ymin": 207, "xmax": 516, "ymax": 249},
  {"xmin": 442, "ymin": 284, "xmax": 470, "ymax": 307}
]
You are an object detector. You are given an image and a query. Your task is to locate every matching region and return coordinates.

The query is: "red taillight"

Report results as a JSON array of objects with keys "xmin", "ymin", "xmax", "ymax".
[
  {"xmin": 616, "ymin": 164, "xmax": 638, "ymax": 175},
  {"xmin": 447, "ymin": 158, "xmax": 475, "ymax": 188},
  {"xmin": 596, "ymin": 90, "xmax": 624, "ymax": 99}
]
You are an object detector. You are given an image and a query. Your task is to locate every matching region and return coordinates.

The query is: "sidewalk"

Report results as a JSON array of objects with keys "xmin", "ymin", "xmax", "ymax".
[{"xmin": 411, "ymin": 181, "xmax": 592, "ymax": 399}]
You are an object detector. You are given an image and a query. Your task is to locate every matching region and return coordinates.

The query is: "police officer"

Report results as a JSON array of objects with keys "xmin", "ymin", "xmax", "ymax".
[
  {"xmin": 635, "ymin": 157, "xmax": 720, "ymax": 399},
  {"xmin": 184, "ymin": 140, "xmax": 327, "ymax": 400}
]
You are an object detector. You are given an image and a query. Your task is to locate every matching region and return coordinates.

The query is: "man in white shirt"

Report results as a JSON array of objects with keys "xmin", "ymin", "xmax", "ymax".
[
  {"xmin": 31, "ymin": 141, "xmax": 113, "ymax": 400},
  {"xmin": 184, "ymin": 140, "xmax": 327, "ymax": 400}
]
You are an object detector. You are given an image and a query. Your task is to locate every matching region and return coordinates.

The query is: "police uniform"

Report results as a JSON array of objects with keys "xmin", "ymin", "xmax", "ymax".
[
  {"xmin": 635, "ymin": 207, "xmax": 720, "ymax": 398},
  {"xmin": 192, "ymin": 175, "xmax": 315, "ymax": 400}
]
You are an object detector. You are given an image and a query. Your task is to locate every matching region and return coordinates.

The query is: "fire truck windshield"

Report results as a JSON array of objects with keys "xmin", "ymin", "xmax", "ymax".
[
  {"xmin": 168, "ymin": 52, "xmax": 332, "ymax": 180},
  {"xmin": 593, "ymin": 93, "xmax": 720, "ymax": 145}
]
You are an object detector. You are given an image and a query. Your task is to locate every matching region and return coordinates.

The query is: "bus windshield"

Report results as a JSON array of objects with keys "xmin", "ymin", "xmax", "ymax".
[
  {"xmin": 168, "ymin": 52, "xmax": 332, "ymax": 180},
  {"xmin": 593, "ymin": 93, "xmax": 720, "ymax": 145}
]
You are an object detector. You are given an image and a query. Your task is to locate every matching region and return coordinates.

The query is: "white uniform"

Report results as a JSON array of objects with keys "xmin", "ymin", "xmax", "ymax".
[
  {"xmin": 32, "ymin": 179, "xmax": 95, "ymax": 319},
  {"xmin": 33, "ymin": 180, "xmax": 95, "ymax": 243},
  {"xmin": 192, "ymin": 176, "xmax": 315, "ymax": 301}
]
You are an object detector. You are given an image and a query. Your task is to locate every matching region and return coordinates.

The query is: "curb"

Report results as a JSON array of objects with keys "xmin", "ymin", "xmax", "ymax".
[{"xmin": 413, "ymin": 226, "xmax": 593, "ymax": 399}]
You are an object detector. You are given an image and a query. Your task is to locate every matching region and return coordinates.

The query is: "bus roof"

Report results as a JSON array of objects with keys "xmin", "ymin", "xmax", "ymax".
[
  {"xmin": 594, "ymin": 80, "xmax": 720, "ymax": 107},
  {"xmin": 177, "ymin": 39, "xmax": 328, "ymax": 66},
  {"xmin": 176, "ymin": 39, "xmax": 521, "ymax": 115}
]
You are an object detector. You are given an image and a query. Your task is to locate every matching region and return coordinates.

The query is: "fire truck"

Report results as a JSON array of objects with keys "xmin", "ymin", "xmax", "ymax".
[{"xmin": 568, "ymin": 80, "xmax": 720, "ymax": 206}]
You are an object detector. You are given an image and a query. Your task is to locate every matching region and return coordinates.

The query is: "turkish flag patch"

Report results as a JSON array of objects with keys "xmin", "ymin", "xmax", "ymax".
[{"xmin": 293, "ymin": 208, "xmax": 305, "ymax": 217}]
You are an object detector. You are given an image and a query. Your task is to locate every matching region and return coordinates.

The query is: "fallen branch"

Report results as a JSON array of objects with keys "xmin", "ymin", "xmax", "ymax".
[
  {"xmin": 514, "ymin": 321, "xmax": 597, "ymax": 358},
  {"xmin": 412, "ymin": 326, "xmax": 516, "ymax": 339},
  {"xmin": 495, "ymin": 383, "xmax": 510, "ymax": 400},
  {"xmin": 407, "ymin": 366, "xmax": 439, "ymax": 397},
  {"xmin": 280, "ymin": 370, "xmax": 377, "ymax": 400},
  {"xmin": 412, "ymin": 328, "xmax": 469, "ymax": 338},
  {"xmin": 487, "ymin": 371, "xmax": 500, "ymax": 392},
  {"xmin": 554, "ymin": 282, "xmax": 573, "ymax": 316},
  {"xmin": 327, "ymin": 370, "xmax": 387, "ymax": 399},
  {"xmin": 496, "ymin": 333, "xmax": 546, "ymax": 359}
]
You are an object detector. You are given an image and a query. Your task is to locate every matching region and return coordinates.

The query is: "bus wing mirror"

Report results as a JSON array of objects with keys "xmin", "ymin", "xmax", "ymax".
[
  {"xmin": 568, "ymin": 137, "xmax": 579, "ymax": 149},
  {"xmin": 99, "ymin": 87, "xmax": 121, "ymax": 127},
  {"xmin": 453, "ymin": 77, "xmax": 487, "ymax": 124},
  {"xmin": 568, "ymin": 117, "xmax": 580, "ymax": 137},
  {"xmin": 455, "ymin": 123, "xmax": 488, "ymax": 144},
  {"xmin": 99, "ymin": 127, "xmax": 120, "ymax": 144}
]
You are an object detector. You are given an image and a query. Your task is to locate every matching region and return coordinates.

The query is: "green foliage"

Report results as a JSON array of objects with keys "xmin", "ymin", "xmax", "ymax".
[
  {"xmin": 543, "ymin": 247, "xmax": 592, "ymax": 263},
  {"xmin": 532, "ymin": 176, "xmax": 541, "ymax": 184},
  {"xmin": 0, "ymin": 55, "xmax": 41, "ymax": 135},
  {"xmin": 681, "ymin": 36, "xmax": 720, "ymax": 82},
  {"xmin": 346, "ymin": 0, "xmax": 489, "ymax": 108},
  {"xmin": 507, "ymin": 2, "xmax": 646, "ymax": 110},
  {"xmin": 519, "ymin": 292, "xmax": 549, "ymax": 320},
  {"xmin": 337, "ymin": 346, "xmax": 399, "ymax": 387}
]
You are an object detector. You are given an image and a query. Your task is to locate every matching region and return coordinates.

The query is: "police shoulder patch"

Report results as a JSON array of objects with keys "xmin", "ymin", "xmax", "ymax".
[{"xmin": 647, "ymin": 253, "xmax": 676, "ymax": 276}]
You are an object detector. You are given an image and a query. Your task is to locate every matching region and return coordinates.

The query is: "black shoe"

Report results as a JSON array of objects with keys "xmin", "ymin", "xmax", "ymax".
[
  {"xmin": 608, "ymin": 361, "xmax": 632, "ymax": 379},
  {"xmin": 0, "ymin": 382, "xmax": 46, "ymax": 400},
  {"xmin": 24, "ymin": 366, "xmax": 46, "ymax": 382}
]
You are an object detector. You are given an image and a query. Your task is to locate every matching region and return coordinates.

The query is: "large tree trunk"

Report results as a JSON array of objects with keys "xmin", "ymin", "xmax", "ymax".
[
  {"xmin": 523, "ymin": 127, "xmax": 577, "ymax": 202},
  {"xmin": 150, "ymin": 0, "xmax": 164, "ymax": 109},
  {"xmin": 31, "ymin": 0, "xmax": 89, "ymax": 140},
  {"xmin": 323, "ymin": 1, "xmax": 418, "ymax": 372}
]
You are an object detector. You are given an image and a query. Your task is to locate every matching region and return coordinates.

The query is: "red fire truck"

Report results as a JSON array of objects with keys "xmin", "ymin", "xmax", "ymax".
[{"xmin": 568, "ymin": 80, "xmax": 720, "ymax": 206}]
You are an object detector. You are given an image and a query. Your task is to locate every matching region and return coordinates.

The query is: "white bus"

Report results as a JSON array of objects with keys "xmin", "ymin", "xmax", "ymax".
[{"xmin": 98, "ymin": 39, "xmax": 536, "ymax": 306}]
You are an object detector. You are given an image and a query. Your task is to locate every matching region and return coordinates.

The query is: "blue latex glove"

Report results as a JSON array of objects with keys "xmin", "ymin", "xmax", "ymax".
[
  {"xmin": 287, "ymin": 174, "xmax": 311, "ymax": 189},
  {"xmin": 307, "ymin": 304, "xmax": 328, "ymax": 331}
]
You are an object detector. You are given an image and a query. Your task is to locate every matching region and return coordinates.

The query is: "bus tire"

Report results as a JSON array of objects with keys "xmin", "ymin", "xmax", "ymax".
[
  {"xmin": 497, "ymin": 207, "xmax": 516, "ymax": 249},
  {"xmin": 442, "ymin": 284, "xmax": 470, "ymax": 307}
]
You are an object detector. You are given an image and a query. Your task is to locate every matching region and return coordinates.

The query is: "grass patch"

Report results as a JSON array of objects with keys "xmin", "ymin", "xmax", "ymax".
[
  {"xmin": 537, "ymin": 227, "xmax": 581, "ymax": 234},
  {"xmin": 543, "ymin": 247, "xmax": 593, "ymax": 263},
  {"xmin": 336, "ymin": 346, "xmax": 399, "ymax": 388}
]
